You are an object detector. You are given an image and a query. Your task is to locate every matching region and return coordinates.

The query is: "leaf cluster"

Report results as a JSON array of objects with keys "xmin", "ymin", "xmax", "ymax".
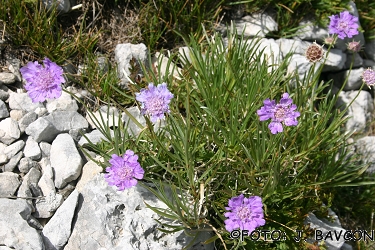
[{"xmin": 81, "ymin": 27, "xmax": 375, "ymax": 249}]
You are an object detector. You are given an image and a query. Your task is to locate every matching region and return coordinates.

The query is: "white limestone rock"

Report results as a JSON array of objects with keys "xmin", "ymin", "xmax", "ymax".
[
  {"xmin": 234, "ymin": 13, "xmax": 278, "ymax": 37},
  {"xmin": 50, "ymin": 133, "xmax": 83, "ymax": 189},
  {"xmin": 24, "ymin": 136, "xmax": 42, "ymax": 160},
  {"xmin": 0, "ymin": 199, "xmax": 44, "ymax": 249},
  {"xmin": 0, "ymin": 99, "xmax": 9, "ymax": 118},
  {"xmin": 0, "ymin": 118, "xmax": 21, "ymax": 145},
  {"xmin": 25, "ymin": 117, "xmax": 60, "ymax": 143},
  {"xmin": 0, "ymin": 172, "xmax": 20, "ymax": 196},
  {"xmin": 8, "ymin": 92, "xmax": 44, "ymax": 112},
  {"xmin": 42, "ymin": 190, "xmax": 79, "ymax": 250}
]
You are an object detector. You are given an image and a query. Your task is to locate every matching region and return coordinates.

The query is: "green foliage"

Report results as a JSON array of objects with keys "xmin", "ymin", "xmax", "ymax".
[
  {"xmin": 137, "ymin": 0, "xmax": 224, "ymax": 51},
  {"xmin": 68, "ymin": 51, "xmax": 135, "ymax": 107},
  {"xmin": 83, "ymin": 27, "xmax": 375, "ymax": 249},
  {"xmin": 356, "ymin": 0, "xmax": 375, "ymax": 40},
  {"xmin": 0, "ymin": 0, "xmax": 99, "ymax": 64}
]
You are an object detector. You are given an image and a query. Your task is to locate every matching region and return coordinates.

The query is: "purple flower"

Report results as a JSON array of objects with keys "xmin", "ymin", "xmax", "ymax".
[
  {"xmin": 362, "ymin": 68, "xmax": 375, "ymax": 88},
  {"xmin": 257, "ymin": 93, "xmax": 300, "ymax": 134},
  {"xmin": 135, "ymin": 83, "xmax": 174, "ymax": 123},
  {"xmin": 224, "ymin": 194, "xmax": 266, "ymax": 232},
  {"xmin": 104, "ymin": 150, "xmax": 145, "ymax": 191},
  {"xmin": 20, "ymin": 58, "xmax": 65, "ymax": 103},
  {"xmin": 328, "ymin": 11, "xmax": 359, "ymax": 40}
]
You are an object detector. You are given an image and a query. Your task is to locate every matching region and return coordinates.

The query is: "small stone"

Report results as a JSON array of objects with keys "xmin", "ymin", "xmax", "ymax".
[
  {"xmin": 50, "ymin": 134, "xmax": 83, "ymax": 189},
  {"xmin": 33, "ymin": 192, "xmax": 64, "ymax": 218},
  {"xmin": 0, "ymin": 172, "xmax": 20, "ymax": 196},
  {"xmin": 0, "ymin": 87, "xmax": 10, "ymax": 101},
  {"xmin": 0, "ymin": 118, "xmax": 21, "ymax": 145},
  {"xmin": 25, "ymin": 117, "xmax": 59, "ymax": 143},
  {"xmin": 39, "ymin": 142, "xmax": 51, "ymax": 158},
  {"xmin": 18, "ymin": 111, "xmax": 38, "ymax": 133},
  {"xmin": 4, "ymin": 140, "xmax": 25, "ymax": 159},
  {"xmin": 42, "ymin": 190, "xmax": 79, "ymax": 250},
  {"xmin": 0, "ymin": 99, "xmax": 9, "ymax": 118},
  {"xmin": 24, "ymin": 136, "xmax": 42, "ymax": 160},
  {"xmin": 8, "ymin": 92, "xmax": 44, "ymax": 113},
  {"xmin": 10, "ymin": 109, "xmax": 27, "ymax": 121},
  {"xmin": 19, "ymin": 157, "xmax": 39, "ymax": 174},
  {"xmin": 0, "ymin": 72, "xmax": 16, "ymax": 85},
  {"xmin": 3, "ymin": 151, "xmax": 23, "ymax": 172}
]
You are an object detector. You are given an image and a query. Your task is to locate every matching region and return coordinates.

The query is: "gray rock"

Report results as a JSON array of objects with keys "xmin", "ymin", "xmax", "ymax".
[
  {"xmin": 305, "ymin": 208, "xmax": 346, "ymax": 250},
  {"xmin": 336, "ymin": 90, "xmax": 373, "ymax": 133},
  {"xmin": 115, "ymin": 43, "xmax": 149, "ymax": 87},
  {"xmin": 0, "ymin": 117, "xmax": 21, "ymax": 145},
  {"xmin": 0, "ymin": 172, "xmax": 20, "ymax": 196},
  {"xmin": 43, "ymin": 0, "xmax": 70, "ymax": 13},
  {"xmin": 86, "ymin": 105, "xmax": 120, "ymax": 129},
  {"xmin": 3, "ymin": 151, "xmax": 23, "ymax": 172},
  {"xmin": 42, "ymin": 190, "xmax": 79, "ymax": 250},
  {"xmin": 0, "ymin": 99, "xmax": 9, "ymax": 118},
  {"xmin": 38, "ymin": 162, "xmax": 56, "ymax": 197},
  {"xmin": 234, "ymin": 13, "xmax": 278, "ymax": 37},
  {"xmin": 7, "ymin": 58, "xmax": 21, "ymax": 82},
  {"xmin": 344, "ymin": 52, "xmax": 363, "ymax": 69},
  {"xmin": 152, "ymin": 53, "xmax": 183, "ymax": 80},
  {"xmin": 25, "ymin": 117, "xmax": 60, "ymax": 143},
  {"xmin": 18, "ymin": 111, "xmax": 38, "ymax": 133},
  {"xmin": 0, "ymin": 87, "xmax": 9, "ymax": 101},
  {"xmin": 122, "ymin": 106, "xmax": 166, "ymax": 136},
  {"xmin": 356, "ymin": 136, "xmax": 375, "ymax": 173},
  {"xmin": 323, "ymin": 48, "xmax": 346, "ymax": 72},
  {"xmin": 39, "ymin": 141, "xmax": 51, "ymax": 158},
  {"xmin": 33, "ymin": 192, "xmax": 64, "ymax": 218},
  {"xmin": 65, "ymin": 172, "xmax": 213, "ymax": 250},
  {"xmin": 17, "ymin": 167, "xmax": 41, "ymax": 205},
  {"xmin": 46, "ymin": 91, "xmax": 78, "ymax": 113},
  {"xmin": 78, "ymin": 128, "xmax": 114, "ymax": 146},
  {"xmin": 50, "ymin": 133, "xmax": 83, "ymax": 189},
  {"xmin": 0, "ymin": 199, "xmax": 44, "ymax": 249},
  {"xmin": 10, "ymin": 109, "xmax": 27, "ymax": 121},
  {"xmin": 8, "ymin": 92, "xmax": 44, "ymax": 112},
  {"xmin": 276, "ymin": 38, "xmax": 311, "ymax": 58},
  {"xmin": 365, "ymin": 39, "xmax": 375, "ymax": 61},
  {"xmin": 68, "ymin": 127, "xmax": 86, "ymax": 142},
  {"xmin": 0, "ymin": 72, "xmax": 16, "ymax": 85},
  {"xmin": 4, "ymin": 140, "xmax": 25, "ymax": 159},
  {"xmin": 45, "ymin": 110, "xmax": 89, "ymax": 133},
  {"xmin": 329, "ymin": 68, "xmax": 366, "ymax": 91},
  {"xmin": 19, "ymin": 157, "xmax": 39, "ymax": 174},
  {"xmin": 24, "ymin": 136, "xmax": 42, "ymax": 160},
  {"xmin": 0, "ymin": 154, "xmax": 7, "ymax": 165}
]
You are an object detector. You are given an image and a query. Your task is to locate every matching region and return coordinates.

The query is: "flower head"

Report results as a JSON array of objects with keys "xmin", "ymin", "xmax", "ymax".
[
  {"xmin": 328, "ymin": 11, "xmax": 359, "ymax": 39},
  {"xmin": 323, "ymin": 36, "xmax": 337, "ymax": 47},
  {"xmin": 257, "ymin": 93, "xmax": 300, "ymax": 134},
  {"xmin": 104, "ymin": 150, "xmax": 144, "ymax": 191},
  {"xmin": 362, "ymin": 68, "xmax": 375, "ymax": 88},
  {"xmin": 224, "ymin": 194, "xmax": 265, "ymax": 232},
  {"xmin": 20, "ymin": 58, "xmax": 65, "ymax": 103},
  {"xmin": 135, "ymin": 83, "xmax": 174, "ymax": 123},
  {"xmin": 305, "ymin": 42, "xmax": 325, "ymax": 63},
  {"xmin": 346, "ymin": 40, "xmax": 361, "ymax": 53}
]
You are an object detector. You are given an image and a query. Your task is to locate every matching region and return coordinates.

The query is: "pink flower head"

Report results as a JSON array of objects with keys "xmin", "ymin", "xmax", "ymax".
[
  {"xmin": 224, "ymin": 194, "xmax": 266, "ymax": 232},
  {"xmin": 135, "ymin": 83, "xmax": 174, "ymax": 123},
  {"xmin": 362, "ymin": 68, "xmax": 375, "ymax": 88},
  {"xmin": 20, "ymin": 58, "xmax": 65, "ymax": 103},
  {"xmin": 257, "ymin": 93, "xmax": 300, "ymax": 134},
  {"xmin": 104, "ymin": 150, "xmax": 145, "ymax": 191},
  {"xmin": 328, "ymin": 11, "xmax": 359, "ymax": 40}
]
